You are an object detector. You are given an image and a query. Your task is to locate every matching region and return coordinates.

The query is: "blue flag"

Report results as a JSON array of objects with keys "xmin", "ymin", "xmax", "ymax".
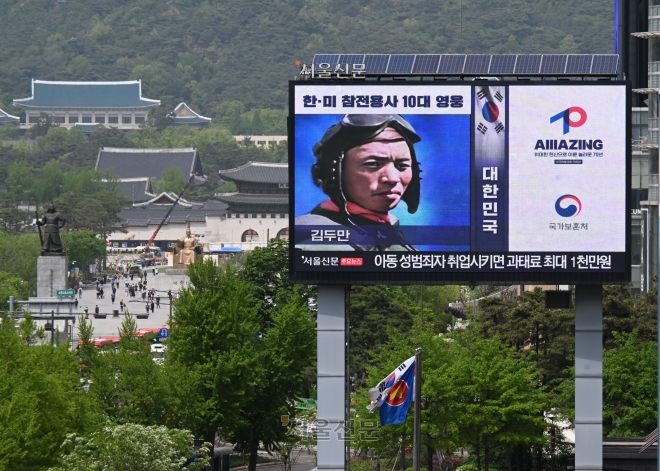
[{"xmin": 367, "ymin": 356, "xmax": 415, "ymax": 426}]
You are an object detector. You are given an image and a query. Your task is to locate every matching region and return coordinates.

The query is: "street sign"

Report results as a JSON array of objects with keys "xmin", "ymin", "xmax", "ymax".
[
  {"xmin": 158, "ymin": 328, "xmax": 169, "ymax": 339},
  {"xmin": 56, "ymin": 289, "xmax": 76, "ymax": 297}
]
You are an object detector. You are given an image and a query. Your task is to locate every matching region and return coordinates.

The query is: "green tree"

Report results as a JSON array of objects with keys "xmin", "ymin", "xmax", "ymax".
[
  {"xmin": 349, "ymin": 285, "xmax": 414, "ymax": 377},
  {"xmin": 361, "ymin": 325, "xmax": 547, "ymax": 471},
  {"xmin": 61, "ymin": 231, "xmax": 107, "ymax": 272},
  {"xmin": 0, "ymin": 232, "xmax": 41, "ymax": 295},
  {"xmin": 603, "ymin": 330, "xmax": 658, "ymax": 436},
  {"xmin": 34, "ymin": 160, "xmax": 64, "ymax": 204},
  {"xmin": 226, "ymin": 298, "xmax": 316, "ymax": 471},
  {"xmin": 0, "ymin": 312, "xmax": 98, "ymax": 471},
  {"xmin": 53, "ymin": 171, "xmax": 127, "ymax": 237},
  {"xmin": 0, "ymin": 208, "xmax": 30, "ymax": 234},
  {"xmin": 151, "ymin": 167, "xmax": 186, "ymax": 194},
  {"xmin": 0, "ymin": 271, "xmax": 31, "ymax": 304},
  {"xmin": 169, "ymin": 259, "xmax": 261, "ymax": 449},
  {"xmin": 26, "ymin": 113, "xmax": 59, "ymax": 138},
  {"xmin": 559, "ymin": 34, "xmax": 580, "ymax": 54},
  {"xmin": 476, "ymin": 288, "xmax": 575, "ymax": 388},
  {"xmin": 6, "ymin": 159, "xmax": 33, "ymax": 206},
  {"xmin": 85, "ymin": 313, "xmax": 173, "ymax": 426},
  {"xmin": 51, "ymin": 424, "xmax": 211, "ymax": 471},
  {"xmin": 444, "ymin": 331, "xmax": 547, "ymax": 471},
  {"xmin": 242, "ymin": 238, "xmax": 308, "ymax": 325}
]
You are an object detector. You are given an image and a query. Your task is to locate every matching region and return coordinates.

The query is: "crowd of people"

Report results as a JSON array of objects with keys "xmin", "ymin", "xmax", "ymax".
[{"xmin": 71, "ymin": 266, "xmax": 175, "ymax": 319}]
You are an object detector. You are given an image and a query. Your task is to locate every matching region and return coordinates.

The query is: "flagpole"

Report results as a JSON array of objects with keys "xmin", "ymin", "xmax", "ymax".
[{"xmin": 413, "ymin": 347, "xmax": 422, "ymax": 471}]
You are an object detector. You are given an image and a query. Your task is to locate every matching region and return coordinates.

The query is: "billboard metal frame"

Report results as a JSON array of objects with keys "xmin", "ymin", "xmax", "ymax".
[{"xmin": 288, "ymin": 80, "xmax": 632, "ymax": 285}]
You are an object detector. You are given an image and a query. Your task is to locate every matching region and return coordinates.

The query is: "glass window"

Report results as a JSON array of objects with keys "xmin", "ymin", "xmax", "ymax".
[
  {"xmin": 28, "ymin": 115, "xmax": 39, "ymax": 124},
  {"xmin": 650, "ymin": 75, "xmax": 660, "ymax": 88},
  {"xmin": 82, "ymin": 116, "xmax": 92, "ymax": 123},
  {"xmin": 122, "ymin": 116, "xmax": 132, "ymax": 124},
  {"xmin": 54, "ymin": 116, "xmax": 66, "ymax": 124},
  {"xmin": 651, "ymin": 18, "xmax": 660, "ymax": 32},
  {"xmin": 135, "ymin": 116, "xmax": 145, "ymax": 124},
  {"xmin": 650, "ymin": 5, "xmax": 660, "ymax": 17},
  {"xmin": 632, "ymin": 232, "xmax": 642, "ymax": 265},
  {"xmin": 108, "ymin": 116, "xmax": 118, "ymax": 124},
  {"xmin": 95, "ymin": 116, "xmax": 106, "ymax": 124}
]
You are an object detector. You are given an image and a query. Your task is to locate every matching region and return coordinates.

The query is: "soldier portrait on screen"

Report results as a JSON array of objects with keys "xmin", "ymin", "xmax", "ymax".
[{"xmin": 296, "ymin": 114, "xmax": 422, "ymax": 251}]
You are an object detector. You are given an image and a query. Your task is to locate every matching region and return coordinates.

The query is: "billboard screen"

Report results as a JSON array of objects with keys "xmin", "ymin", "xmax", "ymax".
[{"xmin": 289, "ymin": 81, "xmax": 630, "ymax": 285}]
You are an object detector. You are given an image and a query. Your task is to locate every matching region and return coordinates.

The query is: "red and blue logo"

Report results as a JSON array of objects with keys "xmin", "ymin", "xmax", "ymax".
[
  {"xmin": 482, "ymin": 101, "xmax": 499, "ymax": 123},
  {"xmin": 550, "ymin": 107, "xmax": 587, "ymax": 135},
  {"xmin": 555, "ymin": 195, "xmax": 582, "ymax": 218}
]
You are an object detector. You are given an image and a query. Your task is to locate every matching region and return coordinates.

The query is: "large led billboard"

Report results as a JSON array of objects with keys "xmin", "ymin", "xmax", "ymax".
[{"xmin": 289, "ymin": 81, "xmax": 630, "ymax": 284}]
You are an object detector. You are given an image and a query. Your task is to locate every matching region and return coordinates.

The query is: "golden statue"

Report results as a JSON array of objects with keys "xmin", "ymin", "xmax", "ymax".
[{"xmin": 173, "ymin": 227, "xmax": 203, "ymax": 268}]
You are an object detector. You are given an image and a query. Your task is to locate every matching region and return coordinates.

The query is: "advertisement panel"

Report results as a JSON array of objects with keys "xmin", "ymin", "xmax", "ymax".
[{"xmin": 289, "ymin": 81, "xmax": 630, "ymax": 284}]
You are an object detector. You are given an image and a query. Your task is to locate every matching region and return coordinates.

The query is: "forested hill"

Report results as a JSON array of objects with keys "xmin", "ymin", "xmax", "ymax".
[{"xmin": 0, "ymin": 0, "xmax": 613, "ymax": 115}]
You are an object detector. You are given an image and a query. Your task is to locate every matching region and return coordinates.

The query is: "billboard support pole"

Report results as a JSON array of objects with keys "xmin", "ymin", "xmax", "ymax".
[
  {"xmin": 574, "ymin": 285, "xmax": 603, "ymax": 471},
  {"xmin": 317, "ymin": 285, "xmax": 347, "ymax": 471}
]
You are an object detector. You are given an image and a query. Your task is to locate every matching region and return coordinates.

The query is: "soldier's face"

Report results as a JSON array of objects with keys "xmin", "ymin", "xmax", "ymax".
[{"xmin": 342, "ymin": 128, "xmax": 413, "ymax": 213}]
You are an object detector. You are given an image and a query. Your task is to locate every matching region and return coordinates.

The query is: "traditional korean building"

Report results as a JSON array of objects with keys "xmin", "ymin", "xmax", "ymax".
[
  {"xmin": 108, "ymin": 193, "xmax": 227, "ymax": 251},
  {"xmin": 108, "ymin": 161, "xmax": 289, "ymax": 252},
  {"xmin": 214, "ymin": 161, "xmax": 289, "ymax": 244},
  {"xmin": 168, "ymin": 102, "xmax": 211, "ymax": 128},
  {"xmin": 0, "ymin": 108, "xmax": 19, "ymax": 125},
  {"xmin": 96, "ymin": 147, "xmax": 206, "ymax": 183},
  {"xmin": 13, "ymin": 79, "xmax": 160, "ymax": 130}
]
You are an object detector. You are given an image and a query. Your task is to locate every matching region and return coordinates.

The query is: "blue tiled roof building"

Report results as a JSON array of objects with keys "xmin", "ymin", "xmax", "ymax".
[
  {"xmin": 0, "ymin": 108, "xmax": 19, "ymax": 125},
  {"xmin": 13, "ymin": 79, "xmax": 160, "ymax": 130}
]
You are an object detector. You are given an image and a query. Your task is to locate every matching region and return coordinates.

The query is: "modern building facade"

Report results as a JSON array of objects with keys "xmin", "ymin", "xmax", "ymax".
[
  {"xmin": 622, "ymin": 0, "xmax": 659, "ymax": 292},
  {"xmin": 13, "ymin": 79, "xmax": 160, "ymax": 130}
]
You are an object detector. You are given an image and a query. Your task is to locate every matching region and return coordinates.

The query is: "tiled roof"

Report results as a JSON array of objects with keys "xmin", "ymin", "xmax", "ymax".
[
  {"xmin": 134, "ymin": 192, "xmax": 194, "ymax": 207},
  {"xmin": 218, "ymin": 161, "xmax": 288, "ymax": 184},
  {"xmin": 96, "ymin": 147, "xmax": 205, "ymax": 182},
  {"xmin": 120, "ymin": 179, "xmax": 153, "ymax": 204},
  {"xmin": 118, "ymin": 201, "xmax": 227, "ymax": 226},
  {"xmin": 215, "ymin": 193, "xmax": 289, "ymax": 205},
  {"xmin": 169, "ymin": 102, "xmax": 211, "ymax": 124},
  {"xmin": 13, "ymin": 80, "xmax": 160, "ymax": 108},
  {"xmin": 0, "ymin": 108, "xmax": 19, "ymax": 124}
]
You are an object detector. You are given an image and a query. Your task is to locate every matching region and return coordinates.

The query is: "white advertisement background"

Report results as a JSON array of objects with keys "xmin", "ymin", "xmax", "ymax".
[{"xmin": 508, "ymin": 85, "xmax": 626, "ymax": 252}]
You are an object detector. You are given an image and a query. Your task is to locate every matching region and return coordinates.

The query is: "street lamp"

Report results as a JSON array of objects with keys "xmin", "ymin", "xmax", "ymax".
[{"xmin": 168, "ymin": 289, "xmax": 173, "ymax": 327}]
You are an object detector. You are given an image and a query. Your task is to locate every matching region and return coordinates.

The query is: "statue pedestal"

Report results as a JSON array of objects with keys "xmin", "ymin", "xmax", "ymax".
[{"xmin": 37, "ymin": 255, "xmax": 69, "ymax": 297}]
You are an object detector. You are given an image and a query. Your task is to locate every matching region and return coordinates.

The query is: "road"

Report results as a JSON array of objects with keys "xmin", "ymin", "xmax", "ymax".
[{"xmin": 72, "ymin": 270, "xmax": 188, "ymax": 338}]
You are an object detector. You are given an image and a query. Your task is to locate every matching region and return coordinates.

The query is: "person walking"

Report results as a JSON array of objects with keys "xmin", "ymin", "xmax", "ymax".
[
  {"xmin": 142, "ymin": 291, "xmax": 146, "ymax": 301},
  {"xmin": 78, "ymin": 287, "xmax": 83, "ymax": 299},
  {"xmin": 156, "ymin": 296, "xmax": 160, "ymax": 308},
  {"xmin": 84, "ymin": 306, "xmax": 89, "ymax": 319},
  {"xmin": 74, "ymin": 298, "xmax": 79, "ymax": 309},
  {"xmin": 120, "ymin": 299, "xmax": 125, "ymax": 312},
  {"xmin": 145, "ymin": 303, "xmax": 150, "ymax": 315},
  {"xmin": 150, "ymin": 301, "xmax": 154, "ymax": 313},
  {"xmin": 111, "ymin": 292, "xmax": 115, "ymax": 304},
  {"xmin": 94, "ymin": 305, "xmax": 99, "ymax": 317}
]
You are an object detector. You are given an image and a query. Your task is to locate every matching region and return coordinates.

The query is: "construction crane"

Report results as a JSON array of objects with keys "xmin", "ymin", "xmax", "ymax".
[{"xmin": 143, "ymin": 174, "xmax": 196, "ymax": 254}]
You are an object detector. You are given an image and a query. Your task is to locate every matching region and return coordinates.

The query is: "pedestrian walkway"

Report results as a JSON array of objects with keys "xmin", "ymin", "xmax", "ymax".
[{"xmin": 74, "ymin": 278, "xmax": 175, "ymax": 338}]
